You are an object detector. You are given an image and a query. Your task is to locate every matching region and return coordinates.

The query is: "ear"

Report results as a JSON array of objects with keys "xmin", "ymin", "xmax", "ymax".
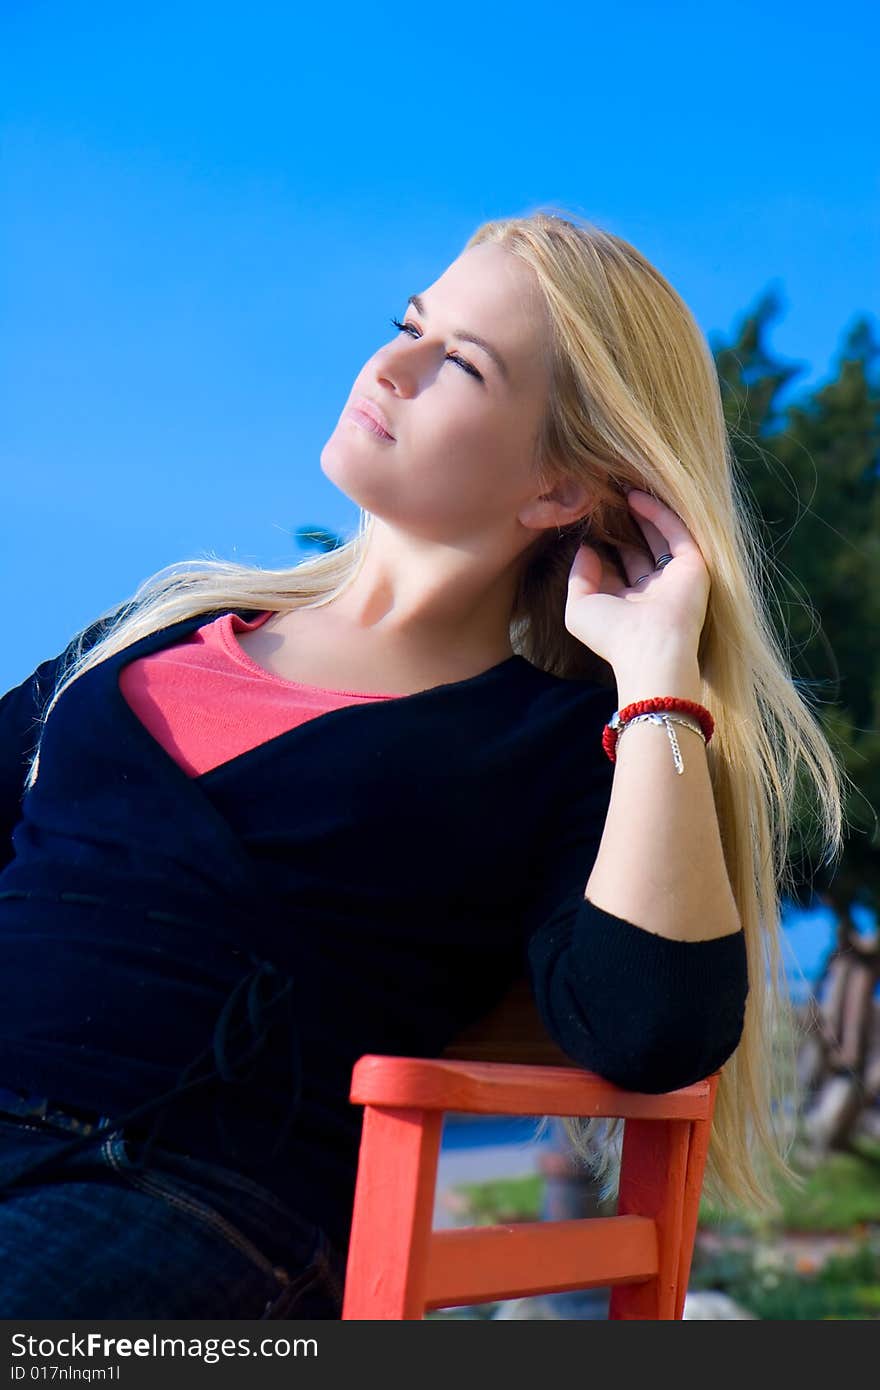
[{"xmin": 519, "ymin": 475, "xmax": 595, "ymax": 532}]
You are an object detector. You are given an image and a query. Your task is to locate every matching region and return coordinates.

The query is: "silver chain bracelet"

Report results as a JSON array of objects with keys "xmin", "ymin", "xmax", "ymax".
[{"xmin": 614, "ymin": 712, "xmax": 706, "ymax": 775}]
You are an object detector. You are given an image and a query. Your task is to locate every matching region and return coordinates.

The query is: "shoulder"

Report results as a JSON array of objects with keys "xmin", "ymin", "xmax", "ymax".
[
  {"xmin": 490, "ymin": 665, "xmax": 619, "ymax": 829},
  {"xmin": 514, "ymin": 662, "xmax": 618, "ymax": 748}
]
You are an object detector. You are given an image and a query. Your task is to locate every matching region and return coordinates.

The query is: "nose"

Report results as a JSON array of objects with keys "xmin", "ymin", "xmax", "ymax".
[{"xmin": 372, "ymin": 340, "xmax": 429, "ymax": 396}]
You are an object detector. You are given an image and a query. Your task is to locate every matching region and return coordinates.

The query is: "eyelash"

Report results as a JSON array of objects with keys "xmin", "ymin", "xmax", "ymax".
[{"xmin": 389, "ymin": 317, "xmax": 484, "ymax": 381}]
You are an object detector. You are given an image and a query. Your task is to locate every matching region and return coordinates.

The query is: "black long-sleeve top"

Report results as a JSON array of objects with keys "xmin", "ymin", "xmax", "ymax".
[{"xmin": 0, "ymin": 606, "xmax": 748, "ymax": 1253}]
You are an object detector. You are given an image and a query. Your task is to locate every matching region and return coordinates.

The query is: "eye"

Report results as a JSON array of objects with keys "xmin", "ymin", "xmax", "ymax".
[{"xmin": 389, "ymin": 317, "xmax": 483, "ymax": 381}]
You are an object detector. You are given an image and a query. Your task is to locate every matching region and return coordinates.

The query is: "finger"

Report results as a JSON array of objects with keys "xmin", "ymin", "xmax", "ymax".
[
  {"xmin": 623, "ymin": 490, "xmax": 670, "ymax": 556},
  {"xmin": 626, "ymin": 490, "xmax": 693, "ymax": 554},
  {"xmin": 616, "ymin": 539, "xmax": 658, "ymax": 589},
  {"xmin": 570, "ymin": 543, "xmax": 630, "ymax": 599},
  {"xmin": 627, "ymin": 511, "xmax": 668, "ymax": 555}
]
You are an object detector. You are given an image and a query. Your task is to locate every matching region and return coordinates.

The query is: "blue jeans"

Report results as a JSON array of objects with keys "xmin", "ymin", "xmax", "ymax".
[{"xmin": 0, "ymin": 1110, "xmax": 348, "ymax": 1319}]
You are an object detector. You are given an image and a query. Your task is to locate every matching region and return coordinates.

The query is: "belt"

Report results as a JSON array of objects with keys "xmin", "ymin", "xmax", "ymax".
[{"xmin": 0, "ymin": 1085, "xmax": 117, "ymax": 1138}]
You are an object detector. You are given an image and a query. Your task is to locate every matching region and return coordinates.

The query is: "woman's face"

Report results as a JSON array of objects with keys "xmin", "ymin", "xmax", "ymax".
[{"xmin": 321, "ymin": 242, "xmax": 555, "ymax": 548}]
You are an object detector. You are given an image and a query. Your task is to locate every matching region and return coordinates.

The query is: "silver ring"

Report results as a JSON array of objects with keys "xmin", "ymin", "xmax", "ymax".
[{"xmin": 634, "ymin": 553, "xmax": 673, "ymax": 584}]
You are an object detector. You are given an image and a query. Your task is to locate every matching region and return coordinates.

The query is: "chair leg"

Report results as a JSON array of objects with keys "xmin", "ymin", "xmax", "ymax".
[
  {"xmin": 674, "ymin": 1113, "xmax": 714, "ymax": 1320},
  {"xmin": 608, "ymin": 1116, "xmax": 691, "ymax": 1319},
  {"xmin": 341, "ymin": 1105, "xmax": 443, "ymax": 1319}
]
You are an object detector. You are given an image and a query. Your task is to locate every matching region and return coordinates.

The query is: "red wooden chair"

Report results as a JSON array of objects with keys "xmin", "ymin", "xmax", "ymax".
[{"xmin": 341, "ymin": 977, "xmax": 721, "ymax": 1320}]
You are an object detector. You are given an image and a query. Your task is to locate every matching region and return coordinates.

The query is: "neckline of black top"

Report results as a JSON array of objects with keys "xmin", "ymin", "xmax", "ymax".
[{"xmin": 106, "ymin": 606, "xmax": 542, "ymax": 789}]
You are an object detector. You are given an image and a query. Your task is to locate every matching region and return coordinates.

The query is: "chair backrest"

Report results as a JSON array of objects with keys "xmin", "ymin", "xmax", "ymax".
[{"xmin": 341, "ymin": 1036, "xmax": 721, "ymax": 1320}]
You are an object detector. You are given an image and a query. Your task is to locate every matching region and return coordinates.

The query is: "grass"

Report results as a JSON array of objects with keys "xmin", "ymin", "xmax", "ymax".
[
  {"xmin": 450, "ymin": 1172, "xmax": 544, "ymax": 1225},
  {"xmin": 689, "ymin": 1241, "xmax": 880, "ymax": 1320},
  {"xmin": 698, "ymin": 1134, "xmax": 880, "ymax": 1233}
]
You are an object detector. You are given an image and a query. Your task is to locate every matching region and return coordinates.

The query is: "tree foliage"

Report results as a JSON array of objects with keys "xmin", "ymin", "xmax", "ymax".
[{"xmin": 712, "ymin": 297, "xmax": 880, "ymax": 908}]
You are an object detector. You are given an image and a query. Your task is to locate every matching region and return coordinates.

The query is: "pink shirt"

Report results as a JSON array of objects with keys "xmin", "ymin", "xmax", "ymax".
[{"xmin": 118, "ymin": 609, "xmax": 401, "ymax": 778}]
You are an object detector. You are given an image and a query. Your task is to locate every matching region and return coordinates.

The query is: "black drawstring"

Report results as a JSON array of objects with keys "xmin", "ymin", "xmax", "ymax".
[{"xmin": 0, "ymin": 954, "xmax": 303, "ymax": 1198}]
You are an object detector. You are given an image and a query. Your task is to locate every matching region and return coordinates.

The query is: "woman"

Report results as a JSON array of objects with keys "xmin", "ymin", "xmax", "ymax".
[{"xmin": 0, "ymin": 210, "xmax": 846, "ymax": 1318}]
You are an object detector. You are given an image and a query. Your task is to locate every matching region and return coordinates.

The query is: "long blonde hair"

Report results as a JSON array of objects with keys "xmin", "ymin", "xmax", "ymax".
[{"xmin": 24, "ymin": 207, "xmax": 848, "ymax": 1218}]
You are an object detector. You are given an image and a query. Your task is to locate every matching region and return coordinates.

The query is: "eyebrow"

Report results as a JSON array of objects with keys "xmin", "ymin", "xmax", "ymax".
[{"xmin": 406, "ymin": 293, "xmax": 510, "ymax": 383}]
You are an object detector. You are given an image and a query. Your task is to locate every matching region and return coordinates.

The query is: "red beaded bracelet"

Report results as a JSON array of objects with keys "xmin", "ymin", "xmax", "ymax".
[{"xmin": 602, "ymin": 696, "xmax": 715, "ymax": 763}]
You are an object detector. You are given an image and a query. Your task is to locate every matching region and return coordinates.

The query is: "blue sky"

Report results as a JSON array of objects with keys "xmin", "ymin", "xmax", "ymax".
[{"xmin": 2, "ymin": 0, "xmax": 877, "ymax": 693}]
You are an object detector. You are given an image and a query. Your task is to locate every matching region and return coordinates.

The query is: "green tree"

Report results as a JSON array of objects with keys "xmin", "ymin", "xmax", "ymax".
[
  {"xmin": 713, "ymin": 295, "xmax": 880, "ymax": 1150},
  {"xmin": 713, "ymin": 297, "xmax": 880, "ymax": 898}
]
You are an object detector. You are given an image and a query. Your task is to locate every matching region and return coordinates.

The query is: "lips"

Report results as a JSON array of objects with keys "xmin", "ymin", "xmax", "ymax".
[{"xmin": 349, "ymin": 396, "xmax": 395, "ymax": 440}]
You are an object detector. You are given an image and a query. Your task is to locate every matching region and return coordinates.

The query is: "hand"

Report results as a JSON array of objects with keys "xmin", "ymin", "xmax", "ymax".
[{"xmin": 563, "ymin": 489, "xmax": 711, "ymax": 671}]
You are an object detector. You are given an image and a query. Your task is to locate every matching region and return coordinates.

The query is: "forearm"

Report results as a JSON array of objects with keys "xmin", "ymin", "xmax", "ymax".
[{"xmin": 584, "ymin": 648, "xmax": 742, "ymax": 943}]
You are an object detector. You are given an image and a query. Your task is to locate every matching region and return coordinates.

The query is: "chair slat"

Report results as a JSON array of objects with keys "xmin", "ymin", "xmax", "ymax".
[{"xmin": 423, "ymin": 1216, "xmax": 657, "ymax": 1308}]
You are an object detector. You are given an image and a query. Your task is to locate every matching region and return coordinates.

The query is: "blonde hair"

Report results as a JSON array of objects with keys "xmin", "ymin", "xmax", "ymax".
[{"xmin": 24, "ymin": 206, "xmax": 848, "ymax": 1219}]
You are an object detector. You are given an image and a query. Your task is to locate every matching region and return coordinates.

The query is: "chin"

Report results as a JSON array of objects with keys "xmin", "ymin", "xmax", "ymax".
[{"xmin": 319, "ymin": 439, "xmax": 396, "ymax": 516}]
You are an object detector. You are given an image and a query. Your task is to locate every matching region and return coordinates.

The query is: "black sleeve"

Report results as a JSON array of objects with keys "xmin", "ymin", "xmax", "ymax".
[
  {"xmin": 0, "ymin": 612, "xmax": 119, "ymax": 873},
  {"xmin": 520, "ymin": 699, "xmax": 749, "ymax": 1094}
]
